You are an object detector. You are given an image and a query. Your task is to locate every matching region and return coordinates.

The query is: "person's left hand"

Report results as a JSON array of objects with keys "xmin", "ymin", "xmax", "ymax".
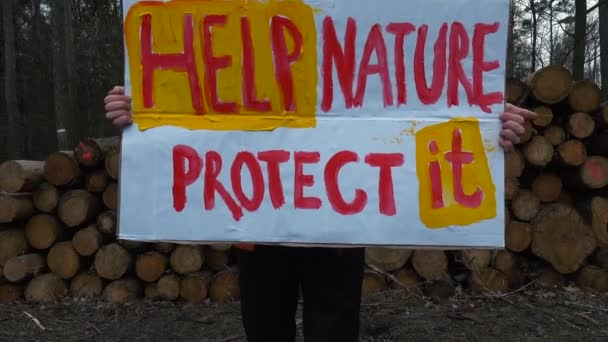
[{"xmin": 498, "ymin": 103, "xmax": 537, "ymax": 151}]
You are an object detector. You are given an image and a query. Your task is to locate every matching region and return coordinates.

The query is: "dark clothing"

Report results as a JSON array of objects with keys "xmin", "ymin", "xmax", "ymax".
[{"xmin": 237, "ymin": 245, "xmax": 365, "ymax": 342}]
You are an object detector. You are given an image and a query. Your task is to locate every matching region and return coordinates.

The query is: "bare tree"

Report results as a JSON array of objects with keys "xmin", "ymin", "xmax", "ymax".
[
  {"xmin": 2, "ymin": 0, "xmax": 23, "ymax": 159},
  {"xmin": 573, "ymin": 0, "xmax": 586, "ymax": 80},
  {"xmin": 600, "ymin": 1, "xmax": 608, "ymax": 97}
]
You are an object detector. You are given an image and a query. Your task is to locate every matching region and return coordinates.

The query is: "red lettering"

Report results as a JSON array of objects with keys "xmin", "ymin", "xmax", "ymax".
[
  {"xmin": 141, "ymin": 14, "xmax": 203, "ymax": 113},
  {"xmin": 321, "ymin": 16, "xmax": 357, "ymax": 112},
  {"xmin": 365, "ymin": 153, "xmax": 404, "ymax": 216},
  {"xmin": 241, "ymin": 17, "xmax": 271, "ymax": 112},
  {"xmin": 172, "ymin": 145, "xmax": 203, "ymax": 212},
  {"xmin": 203, "ymin": 15, "xmax": 237, "ymax": 113},
  {"xmin": 386, "ymin": 22, "xmax": 416, "ymax": 106},
  {"xmin": 231, "ymin": 152, "xmax": 265, "ymax": 212},
  {"xmin": 204, "ymin": 151, "xmax": 243, "ymax": 220},
  {"xmin": 271, "ymin": 16, "xmax": 303, "ymax": 112},
  {"xmin": 325, "ymin": 151, "xmax": 367, "ymax": 215},
  {"xmin": 472, "ymin": 22, "xmax": 503, "ymax": 113},
  {"xmin": 354, "ymin": 24, "xmax": 393, "ymax": 107},
  {"xmin": 444, "ymin": 129, "xmax": 483, "ymax": 208},
  {"xmin": 258, "ymin": 150, "xmax": 290, "ymax": 209},
  {"xmin": 294, "ymin": 152, "xmax": 322, "ymax": 209},
  {"xmin": 414, "ymin": 23, "xmax": 447, "ymax": 105},
  {"xmin": 447, "ymin": 22, "xmax": 474, "ymax": 108},
  {"xmin": 428, "ymin": 140, "xmax": 444, "ymax": 209}
]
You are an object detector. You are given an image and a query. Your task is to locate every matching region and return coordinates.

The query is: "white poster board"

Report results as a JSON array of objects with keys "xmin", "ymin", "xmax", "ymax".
[{"xmin": 118, "ymin": 0, "xmax": 509, "ymax": 248}]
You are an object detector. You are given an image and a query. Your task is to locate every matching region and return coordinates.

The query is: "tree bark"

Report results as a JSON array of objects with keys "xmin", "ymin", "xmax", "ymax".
[
  {"xmin": 25, "ymin": 273, "xmax": 67, "ymax": 303},
  {"xmin": 2, "ymin": 0, "xmax": 23, "ymax": 159},
  {"xmin": 600, "ymin": 1, "xmax": 608, "ymax": 98},
  {"xmin": 573, "ymin": 0, "xmax": 587, "ymax": 81}
]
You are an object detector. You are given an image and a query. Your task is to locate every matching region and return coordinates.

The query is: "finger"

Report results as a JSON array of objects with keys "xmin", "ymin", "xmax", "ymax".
[
  {"xmin": 499, "ymin": 112, "xmax": 524, "ymax": 125},
  {"xmin": 506, "ymin": 103, "xmax": 537, "ymax": 119},
  {"xmin": 113, "ymin": 115, "xmax": 133, "ymax": 127},
  {"xmin": 502, "ymin": 120, "xmax": 525, "ymax": 135},
  {"xmin": 105, "ymin": 101, "xmax": 132, "ymax": 112},
  {"xmin": 104, "ymin": 95, "xmax": 132, "ymax": 104},
  {"xmin": 108, "ymin": 86, "xmax": 125, "ymax": 95},
  {"xmin": 106, "ymin": 110, "xmax": 132, "ymax": 121},
  {"xmin": 499, "ymin": 138, "xmax": 513, "ymax": 151},
  {"xmin": 500, "ymin": 129, "xmax": 520, "ymax": 144}
]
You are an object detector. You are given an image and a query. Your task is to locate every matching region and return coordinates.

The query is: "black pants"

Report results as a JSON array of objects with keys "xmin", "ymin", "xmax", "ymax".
[{"xmin": 237, "ymin": 245, "xmax": 365, "ymax": 342}]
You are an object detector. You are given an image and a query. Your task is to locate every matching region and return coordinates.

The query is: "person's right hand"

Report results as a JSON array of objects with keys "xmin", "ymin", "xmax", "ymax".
[{"xmin": 104, "ymin": 86, "xmax": 133, "ymax": 128}]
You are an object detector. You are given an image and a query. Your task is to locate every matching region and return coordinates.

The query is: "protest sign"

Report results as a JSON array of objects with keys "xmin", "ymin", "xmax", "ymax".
[{"xmin": 119, "ymin": 0, "xmax": 510, "ymax": 248}]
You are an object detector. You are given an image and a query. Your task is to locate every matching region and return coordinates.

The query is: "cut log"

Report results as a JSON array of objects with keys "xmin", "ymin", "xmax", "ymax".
[
  {"xmin": 25, "ymin": 273, "xmax": 67, "ymax": 303},
  {"xmin": 459, "ymin": 250, "xmax": 492, "ymax": 272},
  {"xmin": 493, "ymin": 250, "xmax": 521, "ymax": 288},
  {"xmin": 94, "ymin": 243, "xmax": 132, "ymax": 280},
  {"xmin": 0, "ymin": 160, "xmax": 44, "ymax": 193},
  {"xmin": 532, "ymin": 106, "xmax": 553, "ymax": 127},
  {"xmin": 204, "ymin": 248, "xmax": 230, "ymax": 271},
  {"xmin": 412, "ymin": 250, "xmax": 448, "ymax": 281},
  {"xmin": 506, "ymin": 77, "xmax": 528, "ymax": 104},
  {"xmin": 0, "ymin": 284, "xmax": 23, "ymax": 303},
  {"xmin": 3, "ymin": 254, "xmax": 45, "ymax": 283},
  {"xmin": 365, "ymin": 248, "xmax": 412, "ymax": 272},
  {"xmin": 470, "ymin": 268, "xmax": 510, "ymax": 293},
  {"xmin": 70, "ymin": 272, "xmax": 103, "ymax": 298},
  {"xmin": 576, "ymin": 265, "xmax": 608, "ymax": 291},
  {"xmin": 535, "ymin": 268, "xmax": 564, "ymax": 288},
  {"xmin": 593, "ymin": 248, "xmax": 608, "ymax": 269},
  {"xmin": 601, "ymin": 105, "xmax": 608, "ymax": 127},
  {"xmin": 586, "ymin": 132, "xmax": 608, "ymax": 156},
  {"xmin": 543, "ymin": 125, "xmax": 566, "ymax": 146},
  {"xmin": 154, "ymin": 242, "xmax": 175, "ymax": 254},
  {"xmin": 85, "ymin": 170, "xmax": 109, "ymax": 193},
  {"xmin": 424, "ymin": 279, "xmax": 455, "ymax": 301},
  {"xmin": 105, "ymin": 150, "xmax": 120, "ymax": 180},
  {"xmin": 511, "ymin": 190, "xmax": 540, "ymax": 221},
  {"xmin": 58, "ymin": 190, "xmax": 101, "ymax": 227},
  {"xmin": 103, "ymin": 278, "xmax": 141, "ymax": 304},
  {"xmin": 567, "ymin": 112, "xmax": 595, "ymax": 139},
  {"xmin": 43, "ymin": 151, "xmax": 81, "ymax": 186},
  {"xmin": 505, "ymin": 149, "xmax": 525, "ymax": 179},
  {"xmin": 135, "ymin": 251, "xmax": 168, "ymax": 282},
  {"xmin": 47, "ymin": 241, "xmax": 80, "ymax": 279},
  {"xmin": 33, "ymin": 182, "xmax": 60, "ymax": 213},
  {"xmin": 210, "ymin": 244, "xmax": 232, "ymax": 252},
  {"xmin": 390, "ymin": 267, "xmax": 422, "ymax": 291},
  {"xmin": 557, "ymin": 140, "xmax": 587, "ymax": 167},
  {"xmin": 97, "ymin": 210, "xmax": 116, "ymax": 236},
  {"xmin": 531, "ymin": 173, "xmax": 562, "ymax": 203},
  {"xmin": 180, "ymin": 272, "xmax": 211, "ymax": 303},
  {"xmin": 524, "ymin": 136, "xmax": 554, "ymax": 167},
  {"xmin": 118, "ymin": 240, "xmax": 149, "ymax": 252},
  {"xmin": 362, "ymin": 268, "xmax": 386, "ymax": 298},
  {"xmin": 580, "ymin": 157, "xmax": 608, "ymax": 189},
  {"xmin": 170, "ymin": 245, "xmax": 204, "ymax": 275},
  {"xmin": 157, "ymin": 274, "xmax": 180, "ymax": 301},
  {"xmin": 558, "ymin": 191, "xmax": 573, "ymax": 205},
  {"xmin": 527, "ymin": 65, "xmax": 572, "ymax": 104},
  {"xmin": 568, "ymin": 80, "xmax": 602, "ymax": 113},
  {"xmin": 210, "ymin": 269, "xmax": 240, "ymax": 303},
  {"xmin": 506, "ymin": 220, "xmax": 532, "ymax": 253},
  {"xmin": 591, "ymin": 197, "xmax": 608, "ymax": 247},
  {"xmin": 505, "ymin": 177, "xmax": 520, "ymax": 201},
  {"xmin": 0, "ymin": 229, "xmax": 28, "ymax": 265},
  {"xmin": 103, "ymin": 182, "xmax": 118, "ymax": 210},
  {"xmin": 518, "ymin": 120, "xmax": 534, "ymax": 145},
  {"xmin": 0, "ymin": 194, "xmax": 33, "ymax": 223},
  {"xmin": 74, "ymin": 137, "xmax": 120, "ymax": 168},
  {"xmin": 72, "ymin": 225, "xmax": 103, "ymax": 257},
  {"xmin": 145, "ymin": 283, "xmax": 160, "ymax": 300},
  {"xmin": 531, "ymin": 204, "xmax": 597, "ymax": 274}
]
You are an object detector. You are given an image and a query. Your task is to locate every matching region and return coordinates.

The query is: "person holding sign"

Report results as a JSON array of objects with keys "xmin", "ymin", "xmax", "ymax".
[{"xmin": 105, "ymin": 84, "xmax": 535, "ymax": 341}]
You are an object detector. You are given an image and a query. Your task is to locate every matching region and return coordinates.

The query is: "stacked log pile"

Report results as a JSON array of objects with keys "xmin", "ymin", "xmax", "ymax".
[{"xmin": 0, "ymin": 65, "xmax": 607, "ymax": 304}]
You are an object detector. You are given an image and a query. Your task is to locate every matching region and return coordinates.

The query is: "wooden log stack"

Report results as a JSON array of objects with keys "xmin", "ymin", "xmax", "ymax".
[{"xmin": 0, "ymin": 65, "xmax": 607, "ymax": 304}]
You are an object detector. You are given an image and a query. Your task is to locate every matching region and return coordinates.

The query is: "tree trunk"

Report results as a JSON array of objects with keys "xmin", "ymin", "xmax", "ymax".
[
  {"xmin": 411, "ymin": 250, "xmax": 448, "ymax": 281},
  {"xmin": 135, "ymin": 251, "xmax": 168, "ymax": 283},
  {"xmin": 105, "ymin": 150, "xmax": 120, "ymax": 180},
  {"xmin": 3, "ymin": 254, "xmax": 46, "ymax": 283},
  {"xmin": 0, "ymin": 284, "xmax": 23, "ymax": 304},
  {"xmin": 103, "ymin": 278, "xmax": 141, "ymax": 304},
  {"xmin": 527, "ymin": 65, "xmax": 572, "ymax": 104},
  {"xmin": 532, "ymin": 106, "xmax": 553, "ymax": 127},
  {"xmin": 74, "ymin": 137, "xmax": 120, "ymax": 168},
  {"xmin": 210, "ymin": 269, "xmax": 240, "ymax": 303},
  {"xmin": 2, "ymin": 0, "xmax": 23, "ymax": 159},
  {"xmin": 505, "ymin": 149, "xmax": 525, "ymax": 178},
  {"xmin": 362, "ymin": 268, "xmax": 386, "ymax": 297},
  {"xmin": 103, "ymin": 183, "xmax": 118, "ymax": 210},
  {"xmin": 470, "ymin": 268, "xmax": 510, "ymax": 293},
  {"xmin": 524, "ymin": 136, "xmax": 554, "ymax": 167},
  {"xmin": 569, "ymin": 80, "xmax": 602, "ymax": 112},
  {"xmin": 391, "ymin": 267, "xmax": 422, "ymax": 291},
  {"xmin": 33, "ymin": 183, "xmax": 62, "ymax": 213},
  {"xmin": 97, "ymin": 211, "xmax": 117, "ymax": 236},
  {"xmin": 531, "ymin": 173, "xmax": 562, "ymax": 203},
  {"xmin": 157, "ymin": 274, "xmax": 181, "ymax": 301},
  {"xmin": 0, "ymin": 194, "xmax": 34, "ymax": 224},
  {"xmin": 580, "ymin": 157, "xmax": 608, "ymax": 189},
  {"xmin": 170, "ymin": 245, "xmax": 204, "ymax": 275},
  {"xmin": 0, "ymin": 229, "xmax": 28, "ymax": 266},
  {"xmin": 543, "ymin": 125, "xmax": 566, "ymax": 146},
  {"xmin": 85, "ymin": 170, "xmax": 109, "ymax": 193},
  {"xmin": 25, "ymin": 273, "xmax": 67, "ymax": 303},
  {"xmin": 557, "ymin": 140, "xmax": 587, "ymax": 167},
  {"xmin": 70, "ymin": 272, "xmax": 103, "ymax": 298},
  {"xmin": 72, "ymin": 225, "xmax": 104, "ymax": 257},
  {"xmin": 600, "ymin": 1, "xmax": 608, "ymax": 98},
  {"xmin": 94, "ymin": 243, "xmax": 132, "ymax": 280},
  {"xmin": 591, "ymin": 197, "xmax": 608, "ymax": 247},
  {"xmin": 51, "ymin": 0, "xmax": 79, "ymax": 150},
  {"xmin": 47, "ymin": 241, "xmax": 80, "ymax": 280},
  {"xmin": 58, "ymin": 190, "xmax": 101, "ymax": 227},
  {"xmin": 43, "ymin": 151, "xmax": 81, "ymax": 187},
  {"xmin": 25, "ymin": 214, "xmax": 65, "ymax": 250},
  {"xmin": 530, "ymin": 0, "xmax": 538, "ymax": 73},
  {"xmin": 567, "ymin": 112, "xmax": 596, "ymax": 139},
  {"xmin": 506, "ymin": 220, "xmax": 532, "ymax": 252},
  {"xmin": 573, "ymin": 0, "xmax": 587, "ymax": 81},
  {"xmin": 204, "ymin": 248, "xmax": 230, "ymax": 271},
  {"xmin": 511, "ymin": 190, "xmax": 540, "ymax": 221},
  {"xmin": 505, "ymin": 177, "xmax": 520, "ymax": 200},
  {"xmin": 364, "ymin": 248, "xmax": 412, "ymax": 272},
  {"xmin": 180, "ymin": 273, "xmax": 211, "ymax": 303}
]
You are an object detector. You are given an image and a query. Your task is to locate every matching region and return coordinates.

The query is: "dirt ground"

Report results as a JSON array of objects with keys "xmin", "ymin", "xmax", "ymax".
[{"xmin": 1, "ymin": 286, "xmax": 608, "ymax": 342}]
